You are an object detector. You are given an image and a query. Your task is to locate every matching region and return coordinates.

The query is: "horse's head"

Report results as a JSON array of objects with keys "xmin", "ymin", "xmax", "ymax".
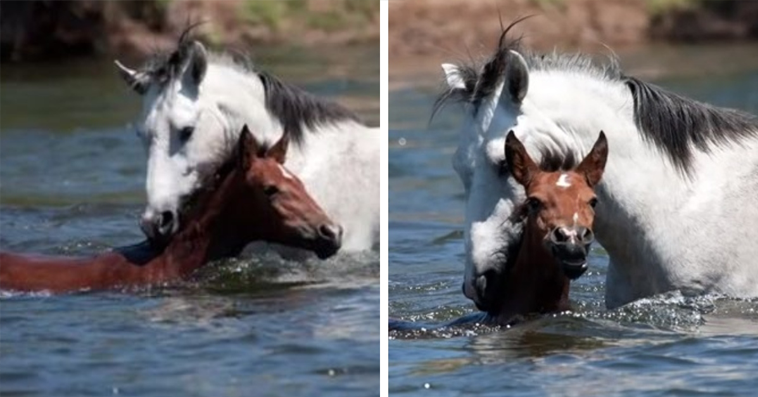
[
  {"xmin": 437, "ymin": 21, "xmax": 603, "ymax": 311},
  {"xmin": 116, "ymin": 35, "xmax": 270, "ymax": 244},
  {"xmin": 505, "ymin": 130, "xmax": 607, "ymax": 280},
  {"xmin": 116, "ymin": 39, "xmax": 216, "ymax": 243},
  {"xmin": 229, "ymin": 125, "xmax": 342, "ymax": 259}
]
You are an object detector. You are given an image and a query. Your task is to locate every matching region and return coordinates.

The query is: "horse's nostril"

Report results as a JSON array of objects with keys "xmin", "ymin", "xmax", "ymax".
[
  {"xmin": 157, "ymin": 211, "xmax": 175, "ymax": 234},
  {"xmin": 159, "ymin": 211, "xmax": 173, "ymax": 227}
]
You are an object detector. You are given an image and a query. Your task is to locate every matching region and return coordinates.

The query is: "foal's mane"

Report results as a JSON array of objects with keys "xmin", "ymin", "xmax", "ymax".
[
  {"xmin": 137, "ymin": 26, "xmax": 361, "ymax": 145},
  {"xmin": 436, "ymin": 19, "xmax": 758, "ymax": 174}
]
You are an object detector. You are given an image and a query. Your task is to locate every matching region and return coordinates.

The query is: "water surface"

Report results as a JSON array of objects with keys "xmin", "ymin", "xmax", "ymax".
[
  {"xmin": 389, "ymin": 44, "xmax": 758, "ymax": 396},
  {"xmin": 0, "ymin": 44, "xmax": 379, "ymax": 397}
]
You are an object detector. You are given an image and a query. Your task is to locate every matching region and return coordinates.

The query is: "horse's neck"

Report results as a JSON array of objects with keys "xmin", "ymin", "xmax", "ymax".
[
  {"xmin": 531, "ymin": 73, "xmax": 688, "ymax": 268},
  {"xmin": 158, "ymin": 171, "xmax": 249, "ymax": 278},
  {"xmin": 205, "ymin": 63, "xmax": 280, "ymax": 142},
  {"xmin": 209, "ymin": 63, "xmax": 365, "ymax": 171},
  {"xmin": 493, "ymin": 223, "xmax": 570, "ymax": 324},
  {"xmin": 535, "ymin": 72, "xmax": 758, "ymax": 303}
]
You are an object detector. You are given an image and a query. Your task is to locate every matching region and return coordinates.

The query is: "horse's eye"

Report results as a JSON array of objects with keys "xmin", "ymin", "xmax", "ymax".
[
  {"xmin": 526, "ymin": 197, "xmax": 542, "ymax": 212},
  {"xmin": 179, "ymin": 126, "xmax": 194, "ymax": 143},
  {"xmin": 589, "ymin": 197, "xmax": 599, "ymax": 208},
  {"xmin": 497, "ymin": 160, "xmax": 508, "ymax": 177},
  {"xmin": 263, "ymin": 185, "xmax": 279, "ymax": 197}
]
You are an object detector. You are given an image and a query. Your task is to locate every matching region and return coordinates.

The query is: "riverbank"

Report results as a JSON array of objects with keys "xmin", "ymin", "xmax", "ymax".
[
  {"xmin": 390, "ymin": 0, "xmax": 758, "ymax": 58},
  {"xmin": 0, "ymin": 0, "xmax": 379, "ymax": 62},
  {"xmin": 389, "ymin": 0, "xmax": 758, "ymax": 87}
]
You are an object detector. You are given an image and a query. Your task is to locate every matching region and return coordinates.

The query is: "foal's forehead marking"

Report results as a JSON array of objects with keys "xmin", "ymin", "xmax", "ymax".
[
  {"xmin": 277, "ymin": 164, "xmax": 294, "ymax": 180},
  {"xmin": 556, "ymin": 173, "xmax": 571, "ymax": 188}
]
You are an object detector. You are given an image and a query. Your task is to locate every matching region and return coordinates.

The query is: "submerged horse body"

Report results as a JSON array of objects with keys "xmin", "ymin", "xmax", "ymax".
[
  {"xmin": 116, "ymin": 32, "xmax": 378, "ymax": 252},
  {"xmin": 0, "ymin": 127, "xmax": 340, "ymax": 293},
  {"xmin": 438, "ymin": 21, "xmax": 758, "ymax": 309},
  {"xmin": 391, "ymin": 132, "xmax": 607, "ymax": 331}
]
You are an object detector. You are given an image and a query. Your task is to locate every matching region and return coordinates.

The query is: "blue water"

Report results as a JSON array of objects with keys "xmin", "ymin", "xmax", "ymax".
[
  {"xmin": 0, "ymin": 45, "xmax": 379, "ymax": 396},
  {"xmin": 389, "ymin": 46, "xmax": 758, "ymax": 396}
]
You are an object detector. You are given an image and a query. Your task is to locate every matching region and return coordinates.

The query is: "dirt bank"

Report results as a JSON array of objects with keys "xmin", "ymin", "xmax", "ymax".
[
  {"xmin": 389, "ymin": 0, "xmax": 758, "ymax": 58},
  {"xmin": 0, "ymin": 0, "xmax": 379, "ymax": 62}
]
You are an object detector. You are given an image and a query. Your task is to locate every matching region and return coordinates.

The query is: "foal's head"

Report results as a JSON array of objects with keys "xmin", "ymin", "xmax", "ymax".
[
  {"xmin": 506, "ymin": 131, "xmax": 608, "ymax": 279},
  {"xmin": 235, "ymin": 126, "xmax": 343, "ymax": 259},
  {"xmin": 187, "ymin": 125, "xmax": 342, "ymax": 260},
  {"xmin": 490, "ymin": 131, "xmax": 607, "ymax": 323}
]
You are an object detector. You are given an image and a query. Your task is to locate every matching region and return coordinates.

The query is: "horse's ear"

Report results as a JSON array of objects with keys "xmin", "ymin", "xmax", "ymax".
[
  {"xmin": 575, "ymin": 131, "xmax": 609, "ymax": 187},
  {"xmin": 503, "ymin": 50, "xmax": 529, "ymax": 104},
  {"xmin": 237, "ymin": 125, "xmax": 259, "ymax": 171},
  {"xmin": 441, "ymin": 63, "xmax": 466, "ymax": 90},
  {"xmin": 114, "ymin": 60, "xmax": 149, "ymax": 95},
  {"xmin": 182, "ymin": 41, "xmax": 208, "ymax": 88},
  {"xmin": 505, "ymin": 130, "xmax": 538, "ymax": 186},
  {"xmin": 266, "ymin": 132, "xmax": 289, "ymax": 164}
]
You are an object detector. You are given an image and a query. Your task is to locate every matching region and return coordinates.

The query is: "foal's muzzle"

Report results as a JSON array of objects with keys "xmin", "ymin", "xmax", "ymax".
[
  {"xmin": 549, "ymin": 226, "xmax": 594, "ymax": 280},
  {"xmin": 312, "ymin": 223, "xmax": 343, "ymax": 259},
  {"xmin": 140, "ymin": 210, "xmax": 178, "ymax": 246}
]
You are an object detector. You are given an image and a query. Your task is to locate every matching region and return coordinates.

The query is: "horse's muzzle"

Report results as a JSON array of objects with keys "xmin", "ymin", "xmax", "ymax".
[{"xmin": 140, "ymin": 210, "xmax": 177, "ymax": 247}]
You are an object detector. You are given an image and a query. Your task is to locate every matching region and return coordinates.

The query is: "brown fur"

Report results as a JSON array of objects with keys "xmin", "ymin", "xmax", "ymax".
[
  {"xmin": 492, "ymin": 131, "xmax": 607, "ymax": 324},
  {"xmin": 0, "ymin": 126, "xmax": 338, "ymax": 294}
]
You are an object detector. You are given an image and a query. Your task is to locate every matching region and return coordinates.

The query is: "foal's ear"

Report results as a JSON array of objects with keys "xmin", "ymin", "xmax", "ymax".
[
  {"xmin": 114, "ymin": 60, "xmax": 149, "ymax": 95},
  {"xmin": 266, "ymin": 132, "xmax": 289, "ymax": 164},
  {"xmin": 505, "ymin": 131, "xmax": 539, "ymax": 186},
  {"xmin": 575, "ymin": 131, "xmax": 609, "ymax": 187},
  {"xmin": 237, "ymin": 125, "xmax": 260, "ymax": 171}
]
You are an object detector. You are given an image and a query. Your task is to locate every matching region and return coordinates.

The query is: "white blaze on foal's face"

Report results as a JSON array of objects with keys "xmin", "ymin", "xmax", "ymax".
[
  {"xmin": 277, "ymin": 164, "xmax": 294, "ymax": 180},
  {"xmin": 556, "ymin": 173, "xmax": 571, "ymax": 188}
]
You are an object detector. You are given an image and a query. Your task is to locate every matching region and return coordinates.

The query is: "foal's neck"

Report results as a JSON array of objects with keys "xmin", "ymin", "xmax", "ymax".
[
  {"xmin": 158, "ymin": 170, "xmax": 251, "ymax": 277},
  {"xmin": 492, "ymin": 223, "xmax": 571, "ymax": 325}
]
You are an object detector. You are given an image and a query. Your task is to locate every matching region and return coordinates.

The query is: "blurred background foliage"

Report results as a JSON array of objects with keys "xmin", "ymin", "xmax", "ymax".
[{"xmin": 0, "ymin": 0, "xmax": 380, "ymax": 62}]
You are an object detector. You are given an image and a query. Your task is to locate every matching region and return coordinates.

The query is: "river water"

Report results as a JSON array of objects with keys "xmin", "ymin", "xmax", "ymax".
[
  {"xmin": 0, "ymin": 45, "xmax": 379, "ymax": 396},
  {"xmin": 389, "ymin": 45, "xmax": 758, "ymax": 396}
]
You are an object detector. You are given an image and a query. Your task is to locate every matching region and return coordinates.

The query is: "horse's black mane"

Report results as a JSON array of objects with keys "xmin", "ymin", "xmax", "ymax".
[
  {"xmin": 436, "ymin": 18, "xmax": 758, "ymax": 174},
  {"xmin": 258, "ymin": 71, "xmax": 360, "ymax": 144},
  {"xmin": 137, "ymin": 25, "xmax": 361, "ymax": 146}
]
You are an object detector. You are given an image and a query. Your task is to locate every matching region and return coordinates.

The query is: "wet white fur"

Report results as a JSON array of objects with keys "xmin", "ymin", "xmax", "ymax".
[
  {"xmin": 128, "ymin": 54, "xmax": 378, "ymax": 252},
  {"xmin": 443, "ymin": 56, "xmax": 758, "ymax": 309}
]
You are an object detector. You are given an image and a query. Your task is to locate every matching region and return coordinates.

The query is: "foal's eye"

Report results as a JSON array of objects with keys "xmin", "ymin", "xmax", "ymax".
[
  {"xmin": 526, "ymin": 197, "xmax": 542, "ymax": 212},
  {"xmin": 263, "ymin": 185, "xmax": 279, "ymax": 197},
  {"xmin": 179, "ymin": 126, "xmax": 194, "ymax": 143},
  {"xmin": 589, "ymin": 197, "xmax": 599, "ymax": 208}
]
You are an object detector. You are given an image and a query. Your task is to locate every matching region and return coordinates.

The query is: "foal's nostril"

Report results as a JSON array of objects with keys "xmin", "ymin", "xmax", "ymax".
[
  {"xmin": 580, "ymin": 227, "xmax": 595, "ymax": 244},
  {"xmin": 318, "ymin": 224, "xmax": 343, "ymax": 243},
  {"xmin": 550, "ymin": 227, "xmax": 569, "ymax": 244}
]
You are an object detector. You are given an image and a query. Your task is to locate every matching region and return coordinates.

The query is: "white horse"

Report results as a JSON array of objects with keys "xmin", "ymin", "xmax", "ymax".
[
  {"xmin": 115, "ymin": 33, "xmax": 378, "ymax": 253},
  {"xmin": 437, "ymin": 23, "xmax": 758, "ymax": 309}
]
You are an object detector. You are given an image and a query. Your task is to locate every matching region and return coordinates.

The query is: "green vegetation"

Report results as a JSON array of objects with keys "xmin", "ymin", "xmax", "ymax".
[
  {"xmin": 527, "ymin": 0, "xmax": 565, "ymax": 9},
  {"xmin": 242, "ymin": 1, "xmax": 292, "ymax": 30},
  {"xmin": 240, "ymin": 0, "xmax": 378, "ymax": 32},
  {"xmin": 645, "ymin": 0, "xmax": 705, "ymax": 15}
]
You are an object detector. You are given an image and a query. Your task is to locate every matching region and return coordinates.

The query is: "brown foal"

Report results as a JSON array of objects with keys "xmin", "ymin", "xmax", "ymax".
[
  {"xmin": 490, "ymin": 131, "xmax": 608, "ymax": 325},
  {"xmin": 0, "ymin": 125, "xmax": 342, "ymax": 293}
]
